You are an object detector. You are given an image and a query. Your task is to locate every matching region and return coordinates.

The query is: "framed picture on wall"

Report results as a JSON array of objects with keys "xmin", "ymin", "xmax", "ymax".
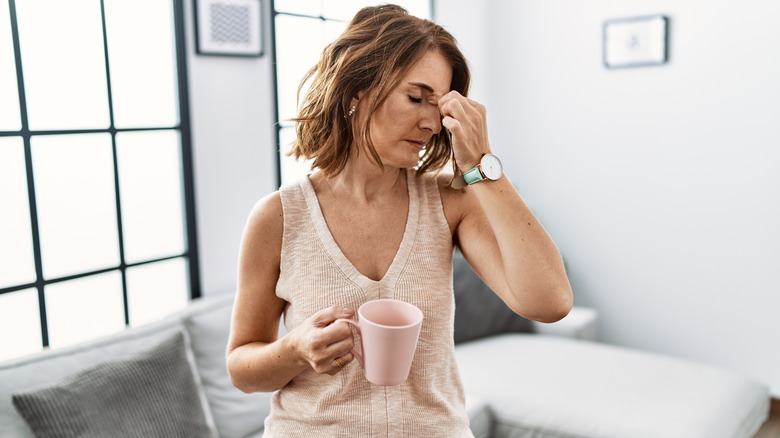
[
  {"xmin": 194, "ymin": 0, "xmax": 263, "ymax": 57},
  {"xmin": 603, "ymin": 15, "xmax": 668, "ymax": 69}
]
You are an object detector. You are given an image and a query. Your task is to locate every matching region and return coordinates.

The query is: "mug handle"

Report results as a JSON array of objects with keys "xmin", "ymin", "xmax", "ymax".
[{"xmin": 334, "ymin": 318, "xmax": 363, "ymax": 367}]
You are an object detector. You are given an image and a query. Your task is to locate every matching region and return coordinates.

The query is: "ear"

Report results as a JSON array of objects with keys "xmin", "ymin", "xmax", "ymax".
[{"xmin": 351, "ymin": 90, "xmax": 367, "ymax": 108}]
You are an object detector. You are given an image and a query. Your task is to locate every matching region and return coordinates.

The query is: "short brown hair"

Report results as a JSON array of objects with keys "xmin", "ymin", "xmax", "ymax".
[{"xmin": 288, "ymin": 4, "xmax": 470, "ymax": 177}]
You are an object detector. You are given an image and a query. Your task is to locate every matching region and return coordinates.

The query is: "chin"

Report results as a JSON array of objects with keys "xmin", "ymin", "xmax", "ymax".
[
  {"xmin": 383, "ymin": 156, "xmax": 419, "ymax": 170},
  {"xmin": 403, "ymin": 159, "xmax": 422, "ymax": 170}
]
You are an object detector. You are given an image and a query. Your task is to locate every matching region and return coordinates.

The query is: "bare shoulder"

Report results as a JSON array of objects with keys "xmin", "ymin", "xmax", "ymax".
[
  {"xmin": 236, "ymin": 190, "xmax": 284, "ymax": 307},
  {"xmin": 247, "ymin": 190, "xmax": 283, "ymax": 230},
  {"xmin": 231, "ymin": 190, "xmax": 286, "ymax": 348},
  {"xmin": 240, "ymin": 190, "xmax": 283, "ymax": 263}
]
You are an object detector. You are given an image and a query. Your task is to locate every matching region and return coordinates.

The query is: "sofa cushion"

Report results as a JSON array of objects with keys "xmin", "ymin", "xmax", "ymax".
[
  {"xmin": 455, "ymin": 334, "xmax": 770, "ymax": 438},
  {"xmin": 183, "ymin": 292, "xmax": 273, "ymax": 438},
  {"xmin": 465, "ymin": 395, "xmax": 494, "ymax": 438},
  {"xmin": 453, "ymin": 249, "xmax": 533, "ymax": 344},
  {"xmin": 12, "ymin": 332, "xmax": 214, "ymax": 438},
  {"xmin": 0, "ymin": 316, "xmax": 217, "ymax": 438}
]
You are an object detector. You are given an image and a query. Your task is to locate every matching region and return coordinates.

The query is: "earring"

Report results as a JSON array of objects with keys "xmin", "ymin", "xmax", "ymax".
[{"xmin": 347, "ymin": 105, "xmax": 356, "ymax": 117}]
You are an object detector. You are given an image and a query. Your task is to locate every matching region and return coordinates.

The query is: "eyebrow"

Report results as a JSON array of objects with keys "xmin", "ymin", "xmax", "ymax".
[{"xmin": 408, "ymin": 81, "xmax": 435, "ymax": 93}]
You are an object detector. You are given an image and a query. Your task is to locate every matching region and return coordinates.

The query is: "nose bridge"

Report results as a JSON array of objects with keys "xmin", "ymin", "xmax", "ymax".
[{"xmin": 419, "ymin": 103, "xmax": 442, "ymax": 133}]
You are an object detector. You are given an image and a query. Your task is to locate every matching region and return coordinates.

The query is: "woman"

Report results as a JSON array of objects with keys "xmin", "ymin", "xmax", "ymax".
[{"xmin": 227, "ymin": 4, "xmax": 573, "ymax": 437}]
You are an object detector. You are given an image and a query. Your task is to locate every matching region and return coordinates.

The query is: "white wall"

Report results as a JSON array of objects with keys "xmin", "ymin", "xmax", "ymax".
[
  {"xmin": 183, "ymin": 0, "xmax": 278, "ymax": 296},
  {"xmin": 184, "ymin": 0, "xmax": 779, "ymax": 395},
  {"xmin": 438, "ymin": 0, "xmax": 780, "ymax": 395}
]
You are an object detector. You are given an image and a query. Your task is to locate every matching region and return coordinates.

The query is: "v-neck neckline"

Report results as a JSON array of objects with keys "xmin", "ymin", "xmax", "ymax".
[{"xmin": 300, "ymin": 169, "xmax": 420, "ymax": 290}]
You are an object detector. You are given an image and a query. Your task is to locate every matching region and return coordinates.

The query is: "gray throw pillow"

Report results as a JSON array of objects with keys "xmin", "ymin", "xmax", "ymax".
[
  {"xmin": 12, "ymin": 332, "xmax": 215, "ymax": 438},
  {"xmin": 453, "ymin": 248, "xmax": 534, "ymax": 343},
  {"xmin": 183, "ymin": 293, "xmax": 272, "ymax": 438}
]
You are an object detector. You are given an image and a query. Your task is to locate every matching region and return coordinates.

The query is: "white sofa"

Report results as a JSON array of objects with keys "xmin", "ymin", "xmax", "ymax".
[{"xmin": 0, "ymin": 291, "xmax": 770, "ymax": 437}]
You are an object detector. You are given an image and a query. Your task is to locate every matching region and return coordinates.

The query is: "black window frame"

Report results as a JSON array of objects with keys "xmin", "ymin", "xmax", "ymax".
[{"xmin": 0, "ymin": 0, "xmax": 200, "ymax": 352}]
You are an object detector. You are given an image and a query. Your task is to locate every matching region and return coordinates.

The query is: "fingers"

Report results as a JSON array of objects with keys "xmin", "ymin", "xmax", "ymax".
[
  {"xmin": 438, "ymin": 92, "xmax": 486, "ymax": 137},
  {"xmin": 305, "ymin": 317, "xmax": 354, "ymax": 354},
  {"xmin": 325, "ymin": 331, "xmax": 355, "ymax": 352},
  {"xmin": 437, "ymin": 91, "xmax": 489, "ymax": 169},
  {"xmin": 312, "ymin": 305, "xmax": 355, "ymax": 327},
  {"xmin": 441, "ymin": 116, "xmax": 463, "ymax": 142},
  {"xmin": 438, "ymin": 94, "xmax": 467, "ymax": 123},
  {"xmin": 325, "ymin": 352, "xmax": 355, "ymax": 376},
  {"xmin": 310, "ymin": 333, "xmax": 356, "ymax": 375},
  {"xmin": 437, "ymin": 91, "xmax": 484, "ymax": 117},
  {"xmin": 298, "ymin": 305, "xmax": 358, "ymax": 375}
]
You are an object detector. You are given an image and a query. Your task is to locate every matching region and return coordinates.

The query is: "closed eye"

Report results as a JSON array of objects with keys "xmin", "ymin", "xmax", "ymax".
[{"xmin": 409, "ymin": 96, "xmax": 423, "ymax": 103}]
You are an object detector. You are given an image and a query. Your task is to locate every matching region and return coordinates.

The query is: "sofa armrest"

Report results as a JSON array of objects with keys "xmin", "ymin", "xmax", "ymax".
[{"xmin": 531, "ymin": 306, "xmax": 598, "ymax": 341}]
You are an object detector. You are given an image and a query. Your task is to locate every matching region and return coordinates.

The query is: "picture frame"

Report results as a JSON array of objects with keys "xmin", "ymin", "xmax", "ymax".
[
  {"xmin": 603, "ymin": 15, "xmax": 668, "ymax": 69},
  {"xmin": 194, "ymin": 0, "xmax": 263, "ymax": 57}
]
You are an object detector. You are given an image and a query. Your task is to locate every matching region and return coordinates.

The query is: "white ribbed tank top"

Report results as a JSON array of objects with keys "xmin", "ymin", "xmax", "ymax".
[{"xmin": 264, "ymin": 169, "xmax": 473, "ymax": 437}]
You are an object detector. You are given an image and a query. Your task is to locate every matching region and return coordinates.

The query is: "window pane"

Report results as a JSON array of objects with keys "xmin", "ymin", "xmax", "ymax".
[
  {"xmin": 0, "ymin": 137, "xmax": 36, "ymax": 288},
  {"xmin": 321, "ymin": 1, "xmax": 383, "ymax": 21},
  {"xmin": 117, "ymin": 130, "xmax": 185, "ymax": 263},
  {"xmin": 0, "ymin": 289, "xmax": 42, "ymax": 361},
  {"xmin": 388, "ymin": 0, "xmax": 430, "ymax": 19},
  {"xmin": 15, "ymin": 0, "xmax": 109, "ymax": 130},
  {"xmin": 274, "ymin": 0, "xmax": 429, "ymax": 20},
  {"xmin": 32, "ymin": 134, "xmax": 120, "ymax": 279},
  {"xmin": 0, "ymin": 0, "xmax": 20, "ymax": 131},
  {"xmin": 104, "ymin": 0, "xmax": 179, "ymax": 129},
  {"xmin": 275, "ymin": 15, "xmax": 346, "ymax": 124},
  {"xmin": 319, "ymin": 0, "xmax": 360, "ymax": 21},
  {"xmin": 279, "ymin": 126, "xmax": 312, "ymax": 184},
  {"xmin": 127, "ymin": 258, "xmax": 188, "ymax": 327},
  {"xmin": 45, "ymin": 271, "xmax": 124, "ymax": 348},
  {"xmin": 274, "ymin": 0, "xmax": 321, "ymax": 16}
]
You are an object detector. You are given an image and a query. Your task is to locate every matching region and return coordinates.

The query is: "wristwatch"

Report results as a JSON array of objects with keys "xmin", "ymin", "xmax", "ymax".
[{"xmin": 450, "ymin": 153, "xmax": 503, "ymax": 189}]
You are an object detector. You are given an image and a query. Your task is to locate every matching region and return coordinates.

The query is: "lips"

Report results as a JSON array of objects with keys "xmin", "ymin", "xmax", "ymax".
[{"xmin": 406, "ymin": 140, "xmax": 427, "ymax": 149}]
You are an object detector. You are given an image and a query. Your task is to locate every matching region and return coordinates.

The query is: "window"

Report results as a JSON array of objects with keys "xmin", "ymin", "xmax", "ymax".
[
  {"xmin": 272, "ymin": 0, "xmax": 433, "ymax": 186},
  {"xmin": 0, "ymin": 0, "xmax": 199, "ymax": 361}
]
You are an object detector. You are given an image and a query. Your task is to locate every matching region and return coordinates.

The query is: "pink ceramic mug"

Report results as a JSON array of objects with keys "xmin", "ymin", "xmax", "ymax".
[{"xmin": 335, "ymin": 299, "xmax": 423, "ymax": 386}]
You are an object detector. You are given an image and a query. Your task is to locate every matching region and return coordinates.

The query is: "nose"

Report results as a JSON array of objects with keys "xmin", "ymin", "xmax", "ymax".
[{"xmin": 419, "ymin": 102, "xmax": 443, "ymax": 134}]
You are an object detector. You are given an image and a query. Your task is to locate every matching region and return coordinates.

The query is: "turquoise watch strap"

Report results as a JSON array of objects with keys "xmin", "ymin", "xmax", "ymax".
[{"xmin": 463, "ymin": 166, "xmax": 484, "ymax": 185}]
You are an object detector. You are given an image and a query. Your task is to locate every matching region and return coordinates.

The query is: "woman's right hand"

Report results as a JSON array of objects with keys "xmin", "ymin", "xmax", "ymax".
[{"xmin": 289, "ymin": 305, "xmax": 357, "ymax": 375}]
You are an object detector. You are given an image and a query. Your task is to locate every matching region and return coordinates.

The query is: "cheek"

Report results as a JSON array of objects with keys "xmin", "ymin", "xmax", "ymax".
[
  {"xmin": 369, "ymin": 99, "xmax": 419, "ymax": 145},
  {"xmin": 385, "ymin": 105, "xmax": 418, "ymax": 128},
  {"xmin": 373, "ymin": 106, "xmax": 409, "ymax": 136}
]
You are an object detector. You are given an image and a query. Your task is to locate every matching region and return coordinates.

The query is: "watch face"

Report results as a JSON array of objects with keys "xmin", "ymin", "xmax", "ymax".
[{"xmin": 481, "ymin": 154, "xmax": 503, "ymax": 180}]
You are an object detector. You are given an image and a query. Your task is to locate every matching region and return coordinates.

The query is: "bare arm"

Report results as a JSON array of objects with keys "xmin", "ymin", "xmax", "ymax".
[
  {"xmin": 438, "ymin": 92, "xmax": 573, "ymax": 323},
  {"xmin": 226, "ymin": 192, "xmax": 356, "ymax": 393}
]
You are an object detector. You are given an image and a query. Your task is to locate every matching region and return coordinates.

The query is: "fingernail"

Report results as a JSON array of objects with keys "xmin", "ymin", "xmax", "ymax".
[{"xmin": 341, "ymin": 307, "xmax": 354, "ymax": 315}]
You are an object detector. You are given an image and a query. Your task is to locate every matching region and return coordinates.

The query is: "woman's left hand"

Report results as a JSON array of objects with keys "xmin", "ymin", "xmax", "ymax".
[{"xmin": 436, "ymin": 91, "xmax": 491, "ymax": 172}]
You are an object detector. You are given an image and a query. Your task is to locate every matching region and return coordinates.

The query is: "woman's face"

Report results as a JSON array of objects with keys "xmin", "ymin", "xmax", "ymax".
[{"xmin": 358, "ymin": 50, "xmax": 453, "ymax": 170}]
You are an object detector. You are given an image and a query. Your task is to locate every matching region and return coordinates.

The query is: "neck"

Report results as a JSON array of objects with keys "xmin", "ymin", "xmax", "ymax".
[{"xmin": 315, "ymin": 155, "xmax": 407, "ymax": 205}]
